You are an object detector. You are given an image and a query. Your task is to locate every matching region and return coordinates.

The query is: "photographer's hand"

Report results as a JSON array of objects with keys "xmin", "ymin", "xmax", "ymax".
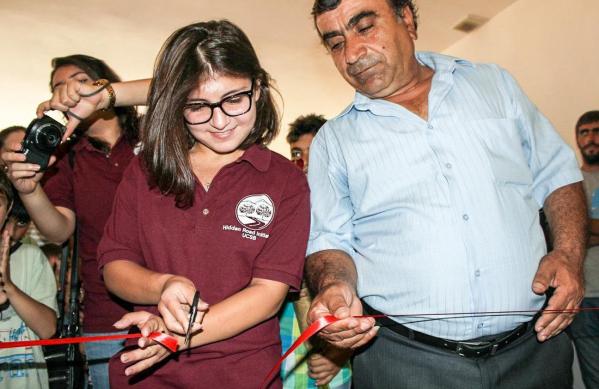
[
  {"xmin": 36, "ymin": 78, "xmax": 107, "ymax": 141},
  {"xmin": 1, "ymin": 142, "xmax": 51, "ymax": 195}
]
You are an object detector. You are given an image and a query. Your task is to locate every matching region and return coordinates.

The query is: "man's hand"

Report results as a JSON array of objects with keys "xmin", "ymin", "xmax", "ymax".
[
  {"xmin": 113, "ymin": 311, "xmax": 181, "ymax": 376},
  {"xmin": 532, "ymin": 249, "xmax": 584, "ymax": 341},
  {"xmin": 308, "ymin": 282, "xmax": 378, "ymax": 349},
  {"xmin": 308, "ymin": 346, "xmax": 352, "ymax": 386}
]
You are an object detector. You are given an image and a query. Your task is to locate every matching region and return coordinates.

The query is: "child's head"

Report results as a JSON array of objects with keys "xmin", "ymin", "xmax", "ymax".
[{"xmin": 142, "ymin": 20, "xmax": 279, "ymax": 208}]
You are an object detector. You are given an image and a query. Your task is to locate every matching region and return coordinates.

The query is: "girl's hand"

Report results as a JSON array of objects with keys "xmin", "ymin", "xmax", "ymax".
[
  {"xmin": 36, "ymin": 78, "xmax": 110, "ymax": 141},
  {"xmin": 159, "ymin": 275, "xmax": 209, "ymax": 335},
  {"xmin": 113, "ymin": 311, "xmax": 181, "ymax": 376}
]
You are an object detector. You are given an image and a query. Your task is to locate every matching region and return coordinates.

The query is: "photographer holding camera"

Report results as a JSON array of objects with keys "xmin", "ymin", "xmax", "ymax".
[{"xmin": 1, "ymin": 54, "xmax": 139, "ymax": 389}]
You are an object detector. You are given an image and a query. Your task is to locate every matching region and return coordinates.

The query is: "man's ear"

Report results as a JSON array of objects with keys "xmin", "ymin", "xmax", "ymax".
[{"xmin": 400, "ymin": 5, "xmax": 418, "ymax": 40}]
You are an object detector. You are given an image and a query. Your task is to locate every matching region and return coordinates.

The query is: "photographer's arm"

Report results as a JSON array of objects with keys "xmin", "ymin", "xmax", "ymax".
[
  {"xmin": 1, "ymin": 145, "xmax": 75, "ymax": 243},
  {"xmin": 37, "ymin": 79, "xmax": 151, "ymax": 139},
  {"xmin": 19, "ymin": 186, "xmax": 75, "ymax": 243}
]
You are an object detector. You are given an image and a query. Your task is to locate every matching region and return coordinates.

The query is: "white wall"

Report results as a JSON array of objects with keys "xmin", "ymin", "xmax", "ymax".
[
  {"xmin": 0, "ymin": 0, "xmax": 354, "ymax": 157},
  {"xmin": 443, "ymin": 0, "xmax": 599, "ymax": 154}
]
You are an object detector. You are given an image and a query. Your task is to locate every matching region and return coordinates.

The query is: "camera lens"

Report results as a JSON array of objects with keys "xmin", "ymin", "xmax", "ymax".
[{"xmin": 35, "ymin": 124, "xmax": 62, "ymax": 151}]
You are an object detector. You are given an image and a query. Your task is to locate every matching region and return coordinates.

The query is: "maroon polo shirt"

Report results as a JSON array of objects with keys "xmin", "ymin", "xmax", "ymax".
[
  {"xmin": 97, "ymin": 145, "xmax": 310, "ymax": 389},
  {"xmin": 44, "ymin": 136, "xmax": 134, "ymax": 333}
]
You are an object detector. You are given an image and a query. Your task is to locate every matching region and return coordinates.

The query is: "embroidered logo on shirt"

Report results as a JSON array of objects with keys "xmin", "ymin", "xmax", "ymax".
[{"xmin": 235, "ymin": 194, "xmax": 275, "ymax": 231}]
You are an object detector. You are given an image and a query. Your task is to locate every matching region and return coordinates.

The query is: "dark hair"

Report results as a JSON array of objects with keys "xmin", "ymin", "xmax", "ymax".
[
  {"xmin": 0, "ymin": 171, "xmax": 13, "ymax": 210},
  {"xmin": 286, "ymin": 114, "xmax": 326, "ymax": 144},
  {"xmin": 10, "ymin": 195, "xmax": 30, "ymax": 225},
  {"xmin": 142, "ymin": 20, "xmax": 280, "ymax": 209},
  {"xmin": 576, "ymin": 111, "xmax": 599, "ymax": 131},
  {"xmin": 0, "ymin": 126, "xmax": 25, "ymax": 150},
  {"xmin": 312, "ymin": 0, "xmax": 418, "ymax": 31},
  {"xmin": 50, "ymin": 54, "xmax": 139, "ymax": 146}
]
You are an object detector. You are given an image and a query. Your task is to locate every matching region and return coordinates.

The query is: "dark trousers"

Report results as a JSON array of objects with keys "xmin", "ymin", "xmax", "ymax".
[
  {"xmin": 353, "ymin": 325, "xmax": 573, "ymax": 389},
  {"xmin": 568, "ymin": 297, "xmax": 599, "ymax": 389}
]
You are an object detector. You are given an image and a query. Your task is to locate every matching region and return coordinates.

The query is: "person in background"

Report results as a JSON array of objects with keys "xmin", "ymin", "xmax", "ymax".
[
  {"xmin": 305, "ymin": 0, "xmax": 586, "ymax": 388},
  {"xmin": 2, "ymin": 54, "xmax": 139, "ymax": 389},
  {"xmin": 570, "ymin": 110, "xmax": 599, "ymax": 389},
  {"xmin": 280, "ymin": 113, "xmax": 352, "ymax": 388},
  {"xmin": 287, "ymin": 114, "xmax": 324, "ymax": 174},
  {"xmin": 0, "ymin": 170, "xmax": 57, "ymax": 389}
]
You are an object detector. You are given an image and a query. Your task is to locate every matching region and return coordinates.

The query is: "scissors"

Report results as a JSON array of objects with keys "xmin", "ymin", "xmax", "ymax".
[{"xmin": 184, "ymin": 291, "xmax": 201, "ymax": 347}]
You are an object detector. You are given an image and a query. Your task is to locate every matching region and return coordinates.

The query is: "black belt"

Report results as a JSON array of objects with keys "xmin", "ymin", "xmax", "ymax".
[{"xmin": 362, "ymin": 301, "xmax": 538, "ymax": 358}]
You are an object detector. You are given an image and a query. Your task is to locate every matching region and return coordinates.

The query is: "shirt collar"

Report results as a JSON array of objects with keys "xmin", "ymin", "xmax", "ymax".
[
  {"xmin": 340, "ymin": 52, "xmax": 474, "ymax": 117},
  {"xmin": 237, "ymin": 144, "xmax": 271, "ymax": 172}
]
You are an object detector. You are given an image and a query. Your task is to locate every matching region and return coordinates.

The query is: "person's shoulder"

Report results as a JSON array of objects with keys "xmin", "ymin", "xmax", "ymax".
[
  {"xmin": 267, "ymin": 149, "xmax": 305, "ymax": 179},
  {"xmin": 12, "ymin": 243, "xmax": 48, "ymax": 267}
]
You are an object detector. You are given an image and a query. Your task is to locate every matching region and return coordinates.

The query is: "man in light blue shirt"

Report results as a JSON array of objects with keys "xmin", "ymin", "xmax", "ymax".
[{"xmin": 305, "ymin": 0, "xmax": 587, "ymax": 388}]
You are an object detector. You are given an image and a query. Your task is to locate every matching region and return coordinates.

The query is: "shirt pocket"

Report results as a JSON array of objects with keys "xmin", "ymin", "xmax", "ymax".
[{"xmin": 470, "ymin": 118, "xmax": 533, "ymax": 186}]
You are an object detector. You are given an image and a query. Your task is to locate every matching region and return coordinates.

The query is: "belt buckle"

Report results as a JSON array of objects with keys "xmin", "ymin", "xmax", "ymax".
[{"xmin": 455, "ymin": 341, "xmax": 493, "ymax": 358}]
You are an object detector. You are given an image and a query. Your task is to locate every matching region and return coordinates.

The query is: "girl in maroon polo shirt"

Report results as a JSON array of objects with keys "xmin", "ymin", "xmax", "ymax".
[{"xmin": 44, "ymin": 21, "xmax": 310, "ymax": 388}]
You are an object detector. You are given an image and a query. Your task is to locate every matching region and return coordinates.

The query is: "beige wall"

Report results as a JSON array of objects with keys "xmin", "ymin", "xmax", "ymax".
[
  {"xmin": 443, "ymin": 0, "xmax": 599, "ymax": 155},
  {"xmin": 0, "ymin": 0, "xmax": 354, "ymax": 157}
]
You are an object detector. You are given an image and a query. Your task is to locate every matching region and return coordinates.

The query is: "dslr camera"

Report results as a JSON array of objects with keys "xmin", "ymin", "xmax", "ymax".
[{"xmin": 21, "ymin": 110, "xmax": 66, "ymax": 170}]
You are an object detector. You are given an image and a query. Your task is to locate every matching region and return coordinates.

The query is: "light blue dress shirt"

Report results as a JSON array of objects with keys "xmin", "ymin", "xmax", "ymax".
[{"xmin": 307, "ymin": 52, "xmax": 582, "ymax": 340}]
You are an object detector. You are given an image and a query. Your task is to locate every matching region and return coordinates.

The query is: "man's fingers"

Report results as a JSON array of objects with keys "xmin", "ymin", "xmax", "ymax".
[
  {"xmin": 349, "ymin": 325, "xmax": 379, "ymax": 349},
  {"xmin": 532, "ymin": 263, "xmax": 554, "ymax": 295}
]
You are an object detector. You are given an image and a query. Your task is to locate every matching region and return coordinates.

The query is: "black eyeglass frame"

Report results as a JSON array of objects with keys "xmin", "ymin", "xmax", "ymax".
[{"xmin": 183, "ymin": 80, "xmax": 255, "ymax": 125}]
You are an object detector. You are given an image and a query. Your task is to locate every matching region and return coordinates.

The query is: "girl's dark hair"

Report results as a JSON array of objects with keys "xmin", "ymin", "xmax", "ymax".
[
  {"xmin": 50, "ymin": 54, "xmax": 139, "ymax": 146},
  {"xmin": 142, "ymin": 20, "xmax": 280, "ymax": 209}
]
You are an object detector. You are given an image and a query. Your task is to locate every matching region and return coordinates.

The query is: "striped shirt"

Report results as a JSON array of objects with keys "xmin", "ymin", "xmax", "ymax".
[{"xmin": 307, "ymin": 52, "xmax": 582, "ymax": 340}]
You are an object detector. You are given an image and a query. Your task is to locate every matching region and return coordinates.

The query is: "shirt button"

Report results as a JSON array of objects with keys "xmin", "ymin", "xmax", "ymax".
[
  {"xmin": 475, "ymin": 270, "xmax": 481, "ymax": 277},
  {"xmin": 462, "ymin": 214, "xmax": 469, "ymax": 221},
  {"xmin": 445, "ymin": 163, "xmax": 452, "ymax": 169},
  {"xmin": 114, "ymin": 162, "xmax": 119, "ymax": 167},
  {"xmin": 202, "ymin": 208, "xmax": 209, "ymax": 216},
  {"xmin": 427, "ymin": 123, "xmax": 434, "ymax": 129}
]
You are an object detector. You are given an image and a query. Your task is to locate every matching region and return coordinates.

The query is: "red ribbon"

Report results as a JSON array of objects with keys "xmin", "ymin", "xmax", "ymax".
[
  {"xmin": 0, "ymin": 332, "xmax": 179, "ymax": 353},
  {"xmin": 262, "ymin": 315, "xmax": 338, "ymax": 388}
]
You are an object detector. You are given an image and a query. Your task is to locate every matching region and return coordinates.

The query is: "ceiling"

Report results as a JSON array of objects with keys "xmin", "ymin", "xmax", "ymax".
[{"xmin": 415, "ymin": 0, "xmax": 518, "ymax": 51}]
